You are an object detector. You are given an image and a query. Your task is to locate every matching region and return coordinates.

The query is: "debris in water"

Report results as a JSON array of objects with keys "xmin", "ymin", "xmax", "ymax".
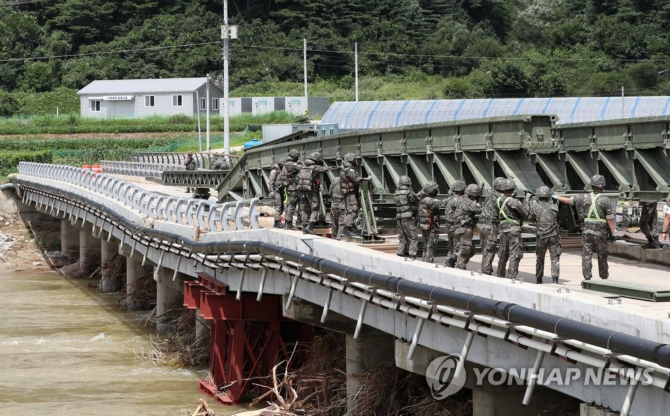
[{"xmin": 184, "ymin": 398, "xmax": 218, "ymax": 416}]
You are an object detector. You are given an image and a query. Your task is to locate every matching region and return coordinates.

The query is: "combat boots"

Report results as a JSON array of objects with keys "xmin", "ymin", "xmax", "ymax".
[
  {"xmin": 642, "ymin": 236, "xmax": 660, "ymax": 249},
  {"xmin": 285, "ymin": 221, "xmax": 296, "ymax": 231},
  {"xmin": 444, "ymin": 255, "xmax": 457, "ymax": 268},
  {"xmin": 552, "ymin": 277, "xmax": 559, "ymax": 284},
  {"xmin": 273, "ymin": 220, "xmax": 283, "ymax": 229},
  {"xmin": 342, "ymin": 226, "xmax": 359, "ymax": 237},
  {"xmin": 303, "ymin": 223, "xmax": 315, "ymax": 235},
  {"xmin": 536, "ymin": 277, "xmax": 543, "ymax": 284}
]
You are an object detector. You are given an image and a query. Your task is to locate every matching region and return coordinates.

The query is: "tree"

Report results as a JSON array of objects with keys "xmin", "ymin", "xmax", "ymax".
[{"xmin": 0, "ymin": 89, "xmax": 20, "ymax": 116}]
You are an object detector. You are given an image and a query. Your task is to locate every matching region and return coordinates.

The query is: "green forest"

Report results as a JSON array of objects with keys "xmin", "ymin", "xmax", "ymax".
[{"xmin": 1, "ymin": 0, "xmax": 670, "ymax": 113}]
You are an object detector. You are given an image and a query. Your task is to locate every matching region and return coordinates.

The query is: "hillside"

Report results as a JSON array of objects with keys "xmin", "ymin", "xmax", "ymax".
[{"xmin": 1, "ymin": 0, "xmax": 669, "ymax": 116}]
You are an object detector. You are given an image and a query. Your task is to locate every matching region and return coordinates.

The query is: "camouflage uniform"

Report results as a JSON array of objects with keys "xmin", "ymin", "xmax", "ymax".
[
  {"xmin": 570, "ymin": 191, "xmax": 614, "ymax": 280},
  {"xmin": 329, "ymin": 178, "xmax": 344, "ymax": 239},
  {"xmin": 339, "ymin": 153, "xmax": 369, "ymax": 237},
  {"xmin": 268, "ymin": 159, "xmax": 285, "ymax": 226},
  {"xmin": 418, "ymin": 182, "xmax": 441, "ymax": 263},
  {"xmin": 184, "ymin": 153, "xmax": 197, "ymax": 192},
  {"xmin": 394, "ymin": 176, "xmax": 420, "ymax": 258},
  {"xmin": 211, "ymin": 157, "xmax": 230, "ymax": 170},
  {"xmin": 639, "ymin": 201, "xmax": 659, "ymax": 248},
  {"xmin": 297, "ymin": 153, "xmax": 333, "ymax": 234},
  {"xmin": 454, "ymin": 185, "xmax": 482, "ymax": 270},
  {"xmin": 497, "ymin": 180, "xmax": 528, "ymax": 280},
  {"xmin": 442, "ymin": 180, "xmax": 466, "ymax": 267},
  {"xmin": 526, "ymin": 187, "xmax": 560, "ymax": 283},
  {"xmin": 480, "ymin": 178, "xmax": 504, "ymax": 275},
  {"xmin": 283, "ymin": 149, "xmax": 302, "ymax": 230}
]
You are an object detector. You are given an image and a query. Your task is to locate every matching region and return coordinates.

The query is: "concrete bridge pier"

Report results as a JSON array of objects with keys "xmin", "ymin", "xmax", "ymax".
[
  {"xmin": 60, "ymin": 219, "xmax": 79, "ymax": 260},
  {"xmin": 155, "ymin": 268, "xmax": 183, "ymax": 332},
  {"xmin": 125, "ymin": 258, "xmax": 151, "ymax": 310},
  {"xmin": 99, "ymin": 239, "xmax": 122, "ymax": 292},
  {"xmin": 78, "ymin": 224, "xmax": 100, "ymax": 275},
  {"xmin": 346, "ymin": 330, "xmax": 395, "ymax": 414}
]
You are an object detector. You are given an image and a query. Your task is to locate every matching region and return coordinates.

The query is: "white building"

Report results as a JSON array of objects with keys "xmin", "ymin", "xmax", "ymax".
[{"xmin": 77, "ymin": 78, "xmax": 224, "ymax": 119}]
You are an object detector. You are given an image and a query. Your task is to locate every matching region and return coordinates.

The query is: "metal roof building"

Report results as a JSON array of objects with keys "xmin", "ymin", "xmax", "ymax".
[
  {"xmin": 77, "ymin": 78, "xmax": 224, "ymax": 119},
  {"xmin": 321, "ymin": 97, "xmax": 670, "ymax": 129}
]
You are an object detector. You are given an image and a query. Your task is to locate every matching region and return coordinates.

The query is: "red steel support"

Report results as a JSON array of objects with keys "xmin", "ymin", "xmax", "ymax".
[{"xmin": 183, "ymin": 274, "xmax": 314, "ymax": 405}]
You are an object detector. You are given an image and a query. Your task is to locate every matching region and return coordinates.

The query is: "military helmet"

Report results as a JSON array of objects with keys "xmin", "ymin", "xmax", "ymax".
[
  {"xmin": 343, "ymin": 153, "xmax": 356, "ymax": 163},
  {"xmin": 465, "ymin": 184, "xmax": 482, "ymax": 198},
  {"xmin": 537, "ymin": 186, "xmax": 552, "ymax": 198},
  {"xmin": 450, "ymin": 180, "xmax": 466, "ymax": 193},
  {"xmin": 277, "ymin": 157, "xmax": 286, "ymax": 166},
  {"xmin": 590, "ymin": 174, "xmax": 606, "ymax": 188},
  {"xmin": 501, "ymin": 179, "xmax": 517, "ymax": 192},
  {"xmin": 288, "ymin": 149, "xmax": 300, "ymax": 160},
  {"xmin": 308, "ymin": 152, "xmax": 323, "ymax": 163},
  {"xmin": 399, "ymin": 175, "xmax": 412, "ymax": 187},
  {"xmin": 422, "ymin": 181, "xmax": 439, "ymax": 195},
  {"xmin": 493, "ymin": 177, "xmax": 506, "ymax": 192}
]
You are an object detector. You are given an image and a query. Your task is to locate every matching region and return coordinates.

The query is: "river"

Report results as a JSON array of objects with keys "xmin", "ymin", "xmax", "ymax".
[{"xmin": 0, "ymin": 270, "xmax": 243, "ymax": 416}]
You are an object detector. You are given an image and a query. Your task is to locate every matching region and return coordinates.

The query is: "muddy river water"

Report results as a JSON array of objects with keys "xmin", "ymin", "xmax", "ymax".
[{"xmin": 0, "ymin": 270, "xmax": 243, "ymax": 415}]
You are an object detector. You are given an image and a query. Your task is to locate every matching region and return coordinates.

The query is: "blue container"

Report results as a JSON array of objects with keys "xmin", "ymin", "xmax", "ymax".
[{"xmin": 243, "ymin": 139, "xmax": 262, "ymax": 150}]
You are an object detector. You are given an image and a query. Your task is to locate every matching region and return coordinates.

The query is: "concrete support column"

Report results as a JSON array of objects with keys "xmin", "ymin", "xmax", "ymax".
[
  {"xmin": 125, "ymin": 258, "xmax": 151, "ymax": 310},
  {"xmin": 78, "ymin": 224, "xmax": 100, "ymax": 274},
  {"xmin": 156, "ymin": 268, "xmax": 183, "ymax": 332},
  {"xmin": 60, "ymin": 219, "xmax": 79, "ymax": 260},
  {"xmin": 99, "ymin": 239, "xmax": 121, "ymax": 292},
  {"xmin": 346, "ymin": 330, "xmax": 395, "ymax": 414},
  {"xmin": 473, "ymin": 385, "xmax": 567, "ymax": 416},
  {"xmin": 17, "ymin": 200, "xmax": 52, "ymax": 223}
]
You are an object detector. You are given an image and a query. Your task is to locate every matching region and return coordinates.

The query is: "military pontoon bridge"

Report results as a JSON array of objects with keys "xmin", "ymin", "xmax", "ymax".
[{"xmin": 8, "ymin": 161, "xmax": 670, "ymax": 416}]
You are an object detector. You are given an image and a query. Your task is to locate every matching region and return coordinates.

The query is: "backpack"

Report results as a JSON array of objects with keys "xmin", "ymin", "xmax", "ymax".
[{"xmin": 296, "ymin": 166, "xmax": 315, "ymax": 192}]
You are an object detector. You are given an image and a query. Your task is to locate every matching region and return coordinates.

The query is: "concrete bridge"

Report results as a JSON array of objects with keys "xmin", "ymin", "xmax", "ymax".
[{"xmin": 9, "ymin": 162, "xmax": 670, "ymax": 416}]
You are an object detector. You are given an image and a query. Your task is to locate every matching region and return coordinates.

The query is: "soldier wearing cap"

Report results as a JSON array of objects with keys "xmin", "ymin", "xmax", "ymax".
[
  {"xmin": 442, "ymin": 180, "xmax": 466, "ymax": 267},
  {"xmin": 497, "ymin": 179, "xmax": 528, "ymax": 280},
  {"xmin": 526, "ymin": 186, "xmax": 560, "ymax": 284},
  {"xmin": 453, "ymin": 184, "xmax": 482, "ymax": 270},
  {"xmin": 394, "ymin": 175, "xmax": 420, "ymax": 259},
  {"xmin": 480, "ymin": 177, "xmax": 505, "ymax": 275},
  {"xmin": 418, "ymin": 181, "xmax": 441, "ymax": 263},
  {"xmin": 268, "ymin": 157, "xmax": 286, "ymax": 228},
  {"xmin": 555, "ymin": 175, "xmax": 616, "ymax": 280},
  {"xmin": 339, "ymin": 153, "xmax": 371, "ymax": 237},
  {"xmin": 282, "ymin": 149, "xmax": 303, "ymax": 230}
]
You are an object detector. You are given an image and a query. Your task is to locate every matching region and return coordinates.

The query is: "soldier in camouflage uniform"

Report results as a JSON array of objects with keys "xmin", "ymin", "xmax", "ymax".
[
  {"xmin": 268, "ymin": 158, "xmax": 286, "ymax": 228},
  {"xmin": 339, "ymin": 153, "xmax": 371, "ymax": 237},
  {"xmin": 662, "ymin": 194, "xmax": 670, "ymax": 244},
  {"xmin": 297, "ymin": 152, "xmax": 336, "ymax": 234},
  {"xmin": 282, "ymin": 149, "xmax": 302, "ymax": 230},
  {"xmin": 497, "ymin": 179, "xmax": 528, "ymax": 280},
  {"xmin": 418, "ymin": 181, "xmax": 441, "ymax": 263},
  {"xmin": 211, "ymin": 157, "xmax": 231, "ymax": 170},
  {"xmin": 454, "ymin": 184, "xmax": 482, "ymax": 270},
  {"xmin": 394, "ymin": 175, "xmax": 420, "ymax": 259},
  {"xmin": 525, "ymin": 186, "xmax": 560, "ymax": 284},
  {"xmin": 639, "ymin": 201, "xmax": 660, "ymax": 249},
  {"xmin": 556, "ymin": 175, "xmax": 617, "ymax": 280},
  {"xmin": 184, "ymin": 151, "xmax": 197, "ymax": 193},
  {"xmin": 329, "ymin": 177, "xmax": 344, "ymax": 240},
  {"xmin": 480, "ymin": 177, "xmax": 505, "ymax": 275},
  {"xmin": 442, "ymin": 180, "xmax": 466, "ymax": 267}
]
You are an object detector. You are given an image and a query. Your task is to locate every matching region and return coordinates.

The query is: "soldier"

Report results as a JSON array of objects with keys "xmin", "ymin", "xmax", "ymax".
[
  {"xmin": 339, "ymin": 153, "xmax": 371, "ymax": 237},
  {"xmin": 211, "ymin": 156, "xmax": 231, "ymax": 171},
  {"xmin": 394, "ymin": 175, "xmax": 420, "ymax": 259},
  {"xmin": 639, "ymin": 201, "xmax": 660, "ymax": 249},
  {"xmin": 480, "ymin": 177, "xmax": 505, "ymax": 275},
  {"xmin": 443, "ymin": 180, "xmax": 466, "ymax": 267},
  {"xmin": 555, "ymin": 175, "xmax": 616, "ymax": 280},
  {"xmin": 329, "ymin": 177, "xmax": 344, "ymax": 240},
  {"xmin": 454, "ymin": 184, "xmax": 482, "ymax": 270},
  {"xmin": 662, "ymin": 195, "xmax": 670, "ymax": 244},
  {"xmin": 268, "ymin": 157, "xmax": 286, "ymax": 228},
  {"xmin": 297, "ymin": 152, "xmax": 335, "ymax": 234},
  {"xmin": 496, "ymin": 179, "xmax": 528, "ymax": 280},
  {"xmin": 184, "ymin": 151, "xmax": 197, "ymax": 193},
  {"xmin": 418, "ymin": 181, "xmax": 441, "ymax": 263},
  {"xmin": 282, "ymin": 149, "xmax": 302, "ymax": 230},
  {"xmin": 526, "ymin": 186, "xmax": 560, "ymax": 284}
]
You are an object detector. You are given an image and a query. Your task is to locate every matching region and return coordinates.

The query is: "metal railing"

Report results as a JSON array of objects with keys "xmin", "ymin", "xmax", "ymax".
[
  {"xmin": 17, "ymin": 162, "xmax": 260, "ymax": 231},
  {"xmin": 100, "ymin": 160, "xmax": 185, "ymax": 178},
  {"xmin": 130, "ymin": 152, "xmax": 241, "ymax": 170}
]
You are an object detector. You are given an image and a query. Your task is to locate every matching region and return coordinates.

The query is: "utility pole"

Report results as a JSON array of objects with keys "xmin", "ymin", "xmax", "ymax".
[
  {"xmin": 222, "ymin": 0, "xmax": 230, "ymax": 159},
  {"xmin": 196, "ymin": 90, "xmax": 202, "ymax": 152},
  {"xmin": 303, "ymin": 38, "xmax": 308, "ymax": 114},
  {"xmin": 621, "ymin": 86, "xmax": 625, "ymax": 119},
  {"xmin": 206, "ymin": 73, "xmax": 211, "ymax": 151},
  {"xmin": 355, "ymin": 42, "xmax": 359, "ymax": 102}
]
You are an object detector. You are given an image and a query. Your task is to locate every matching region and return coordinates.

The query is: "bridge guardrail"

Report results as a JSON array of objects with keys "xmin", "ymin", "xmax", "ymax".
[
  {"xmin": 100, "ymin": 160, "xmax": 185, "ymax": 178},
  {"xmin": 18, "ymin": 162, "xmax": 260, "ymax": 232},
  {"xmin": 130, "ymin": 152, "xmax": 241, "ymax": 170}
]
